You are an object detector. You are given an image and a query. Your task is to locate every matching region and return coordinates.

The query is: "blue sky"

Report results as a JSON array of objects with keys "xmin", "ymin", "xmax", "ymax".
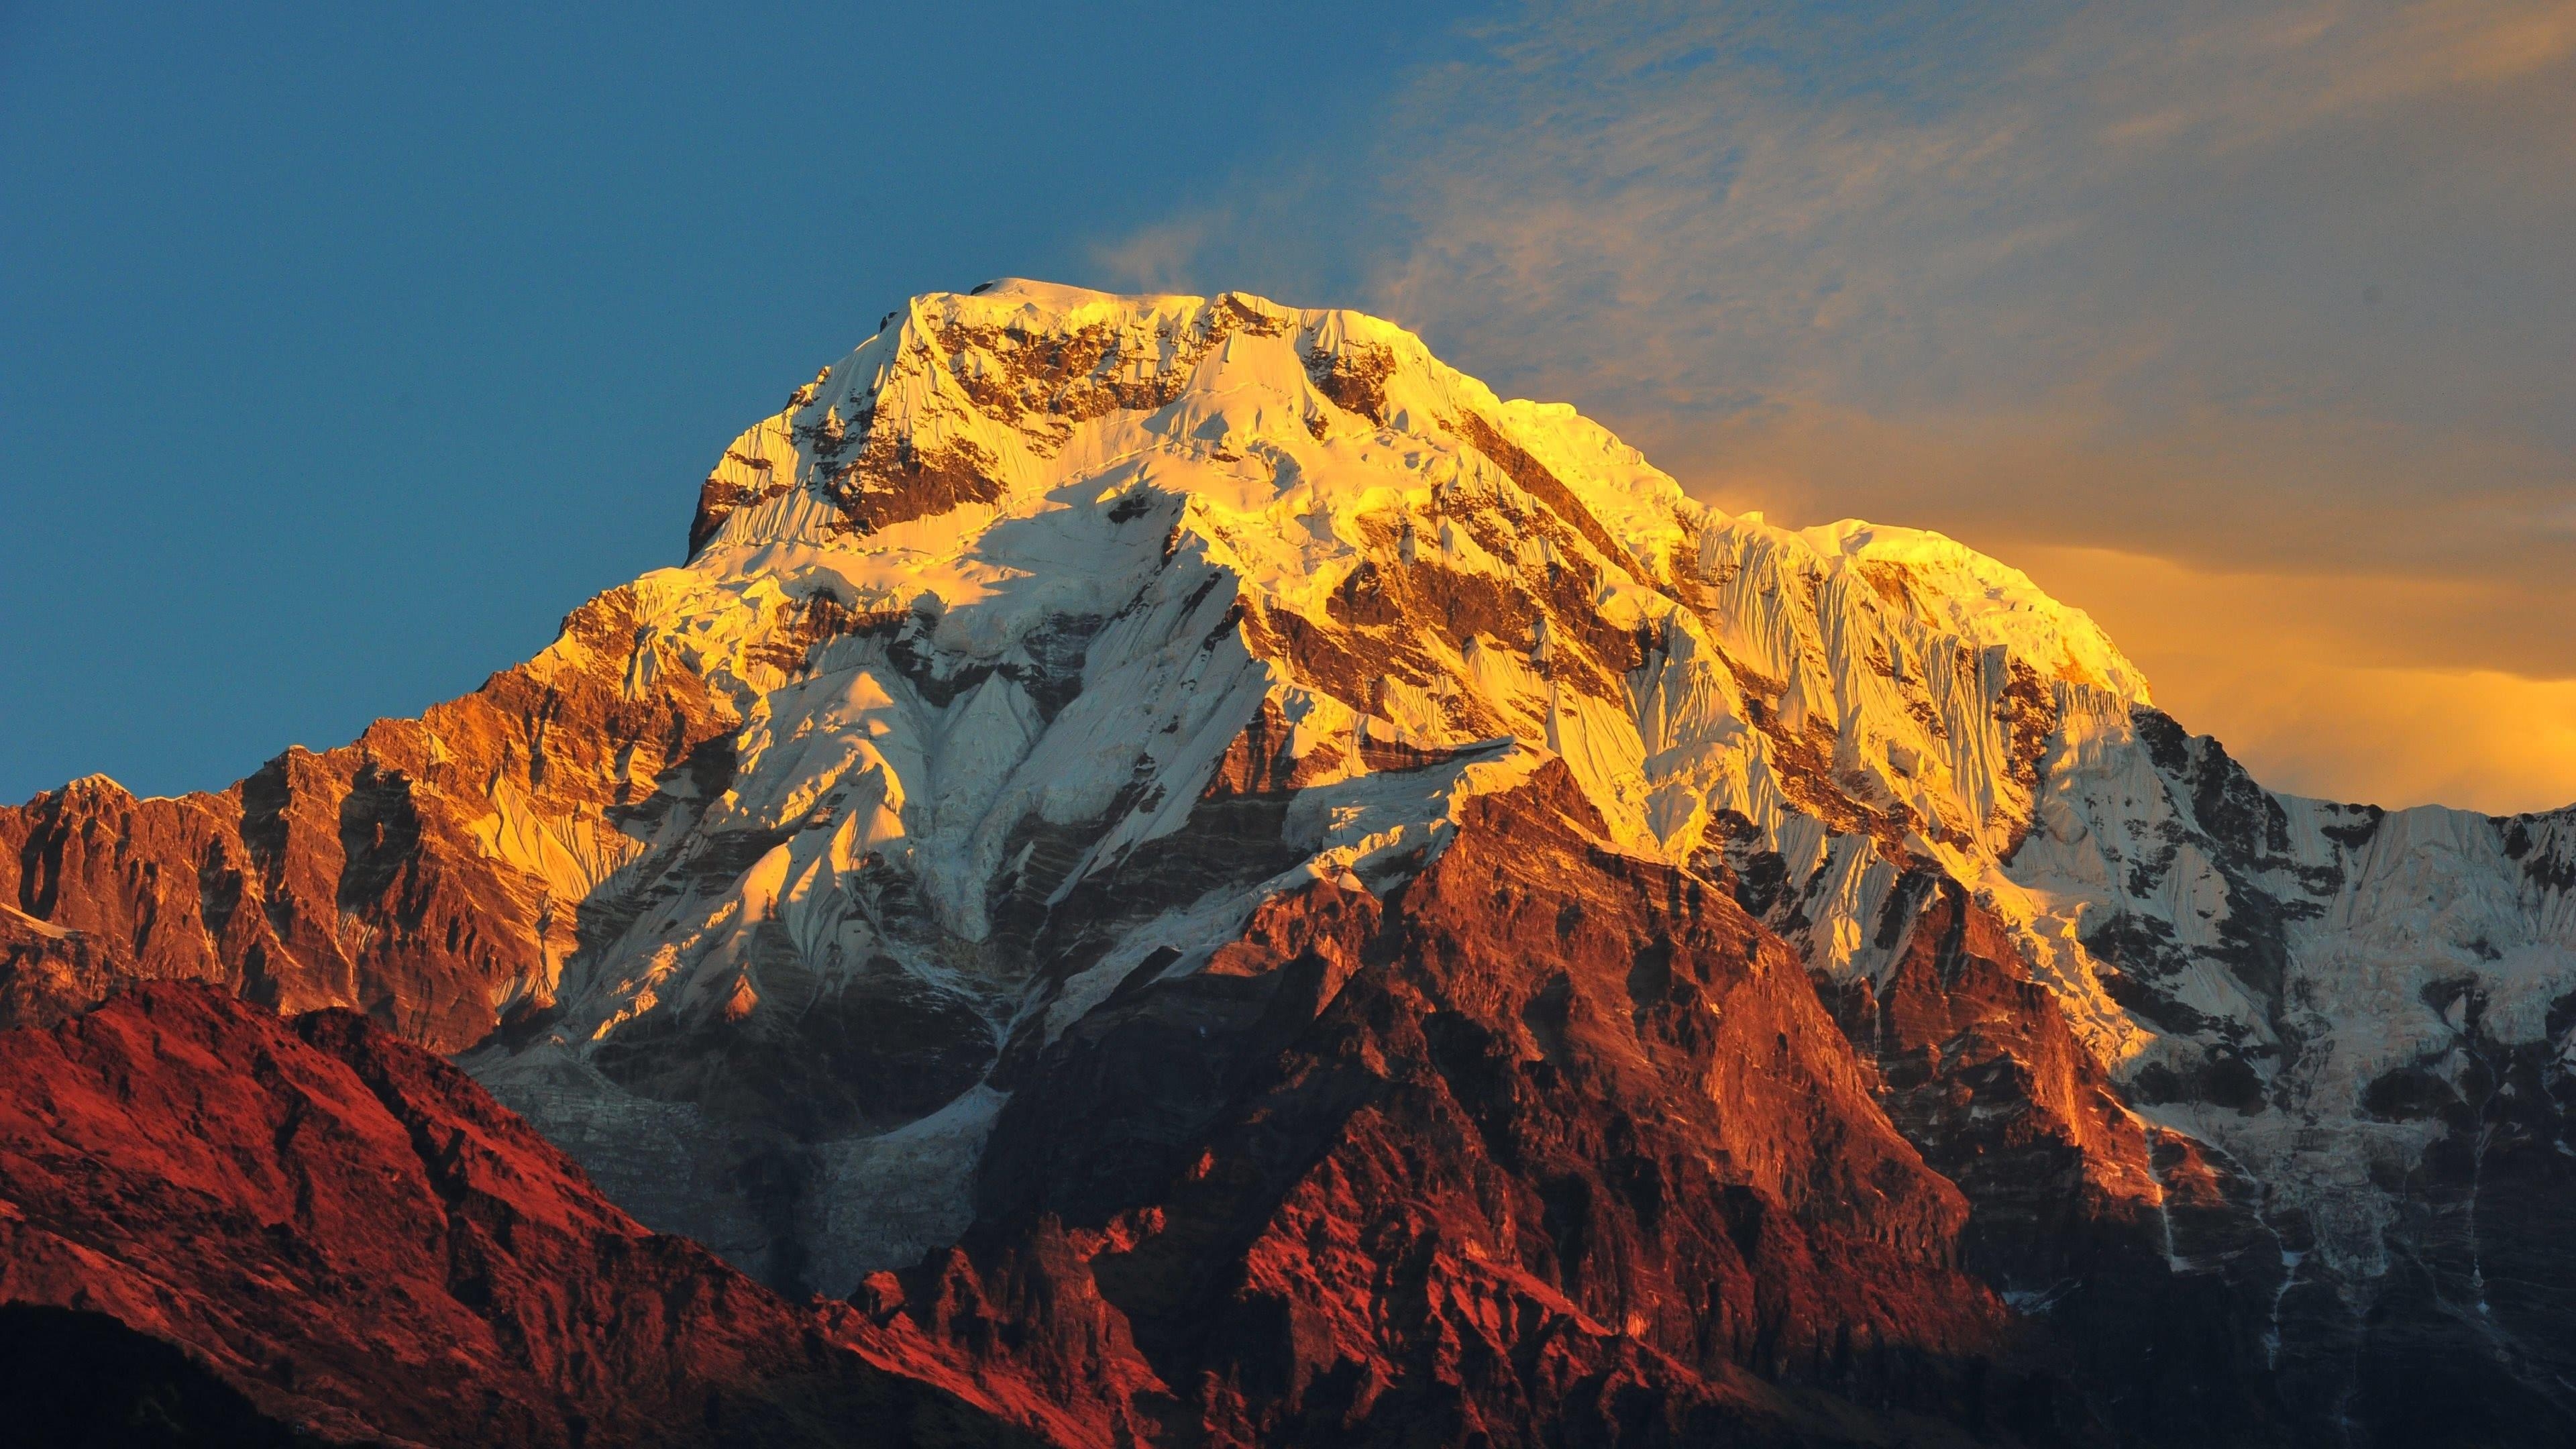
[
  {"xmin": 0, "ymin": 2, "xmax": 1461, "ymax": 802},
  {"xmin": 5, "ymin": 1, "xmax": 2571, "ymax": 810}
]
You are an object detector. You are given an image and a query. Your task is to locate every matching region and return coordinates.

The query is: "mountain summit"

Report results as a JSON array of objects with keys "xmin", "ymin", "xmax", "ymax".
[{"xmin": 6, "ymin": 282, "xmax": 2573, "ymax": 1446}]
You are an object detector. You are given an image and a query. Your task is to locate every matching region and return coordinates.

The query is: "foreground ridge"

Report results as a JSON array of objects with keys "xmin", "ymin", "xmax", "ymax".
[
  {"xmin": 6, "ymin": 280, "xmax": 2573, "ymax": 1446},
  {"xmin": 0, "ymin": 981, "xmax": 1063, "ymax": 1446}
]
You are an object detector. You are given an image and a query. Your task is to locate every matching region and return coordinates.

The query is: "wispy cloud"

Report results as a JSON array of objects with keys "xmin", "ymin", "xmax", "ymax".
[
  {"xmin": 1087, "ymin": 0, "xmax": 2576, "ymax": 808},
  {"xmin": 2099, "ymin": 0, "xmax": 2576, "ymax": 147}
]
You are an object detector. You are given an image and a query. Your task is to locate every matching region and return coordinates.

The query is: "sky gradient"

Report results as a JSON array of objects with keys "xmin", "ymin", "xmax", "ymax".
[{"xmin": 5, "ymin": 1, "xmax": 2571, "ymax": 812}]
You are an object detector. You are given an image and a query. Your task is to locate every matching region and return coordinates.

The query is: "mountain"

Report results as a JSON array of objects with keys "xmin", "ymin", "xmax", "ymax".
[
  {"xmin": 5, "ymin": 279, "xmax": 2573, "ymax": 1446},
  {"xmin": 0, "ymin": 981, "xmax": 1067, "ymax": 1446}
]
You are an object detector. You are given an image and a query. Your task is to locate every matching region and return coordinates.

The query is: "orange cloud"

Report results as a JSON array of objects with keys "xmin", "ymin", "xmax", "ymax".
[
  {"xmin": 1670, "ymin": 405, "xmax": 2576, "ymax": 811},
  {"xmin": 1669, "ymin": 399, "xmax": 2576, "ymax": 681},
  {"xmin": 1664, "ymin": 397, "xmax": 2576, "ymax": 810},
  {"xmin": 2009, "ymin": 545, "xmax": 2576, "ymax": 814}
]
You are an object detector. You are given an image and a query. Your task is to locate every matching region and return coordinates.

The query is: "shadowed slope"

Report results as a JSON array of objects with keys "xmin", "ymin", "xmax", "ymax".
[{"xmin": 0, "ymin": 981, "xmax": 1061, "ymax": 1448}]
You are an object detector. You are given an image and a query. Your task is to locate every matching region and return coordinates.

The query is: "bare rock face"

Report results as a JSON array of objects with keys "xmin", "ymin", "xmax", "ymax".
[
  {"xmin": 0, "ymin": 981, "xmax": 1056, "ymax": 1447},
  {"xmin": 0, "ymin": 585, "xmax": 739, "ymax": 1049},
  {"xmin": 7, "ymin": 280, "xmax": 2575, "ymax": 1446},
  {"xmin": 892, "ymin": 767, "xmax": 2028, "ymax": 1447},
  {"xmin": 1821, "ymin": 879, "xmax": 2302, "ymax": 1441}
]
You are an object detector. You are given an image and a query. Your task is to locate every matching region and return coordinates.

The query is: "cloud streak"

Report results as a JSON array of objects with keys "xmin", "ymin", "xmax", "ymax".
[{"xmin": 1091, "ymin": 0, "xmax": 2576, "ymax": 810}]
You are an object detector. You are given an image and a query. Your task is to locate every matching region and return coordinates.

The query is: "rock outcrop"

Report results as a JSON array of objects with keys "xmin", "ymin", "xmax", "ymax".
[
  {"xmin": 0, "ymin": 585, "xmax": 738, "ymax": 1051},
  {"xmin": 0, "ymin": 981, "xmax": 1058, "ymax": 1447},
  {"xmin": 902, "ymin": 766, "xmax": 2024, "ymax": 1446}
]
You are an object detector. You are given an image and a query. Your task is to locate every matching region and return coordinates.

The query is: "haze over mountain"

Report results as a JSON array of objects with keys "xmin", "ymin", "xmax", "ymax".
[{"xmin": 7, "ymin": 282, "xmax": 2571, "ymax": 1446}]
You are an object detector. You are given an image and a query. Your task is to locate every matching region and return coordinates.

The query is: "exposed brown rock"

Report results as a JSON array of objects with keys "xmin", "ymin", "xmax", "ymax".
[
  {"xmin": 1827, "ymin": 879, "xmax": 2299, "ymax": 1443},
  {"xmin": 822, "ymin": 427, "xmax": 1009, "ymax": 538},
  {"xmin": 0, "ymin": 586, "xmax": 739, "ymax": 1051},
  {"xmin": 1451, "ymin": 411, "xmax": 1653, "ymax": 589},
  {"xmin": 690, "ymin": 447, "xmax": 794, "ymax": 555},
  {"xmin": 0, "ymin": 981, "xmax": 1060, "ymax": 1447},
  {"xmin": 897, "ymin": 767, "xmax": 2067, "ymax": 1446},
  {"xmin": 1303, "ymin": 340, "xmax": 1394, "ymax": 424}
]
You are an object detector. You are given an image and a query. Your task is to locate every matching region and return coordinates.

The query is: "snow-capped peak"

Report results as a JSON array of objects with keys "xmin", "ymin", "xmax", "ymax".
[{"xmin": 464, "ymin": 282, "xmax": 2567, "ymax": 1311}]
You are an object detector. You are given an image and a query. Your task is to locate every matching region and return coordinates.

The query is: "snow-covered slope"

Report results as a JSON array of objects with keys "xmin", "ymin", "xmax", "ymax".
[
  {"xmin": 2010, "ymin": 699, "xmax": 2576, "ymax": 1374},
  {"xmin": 449, "ymin": 280, "xmax": 2182, "ymax": 1282},
  {"xmin": 449, "ymin": 284, "xmax": 2575, "ymax": 1334}
]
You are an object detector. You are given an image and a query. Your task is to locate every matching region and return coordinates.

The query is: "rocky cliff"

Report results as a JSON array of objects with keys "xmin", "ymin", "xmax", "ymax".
[{"xmin": 0, "ymin": 981, "xmax": 1064, "ymax": 1446}]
